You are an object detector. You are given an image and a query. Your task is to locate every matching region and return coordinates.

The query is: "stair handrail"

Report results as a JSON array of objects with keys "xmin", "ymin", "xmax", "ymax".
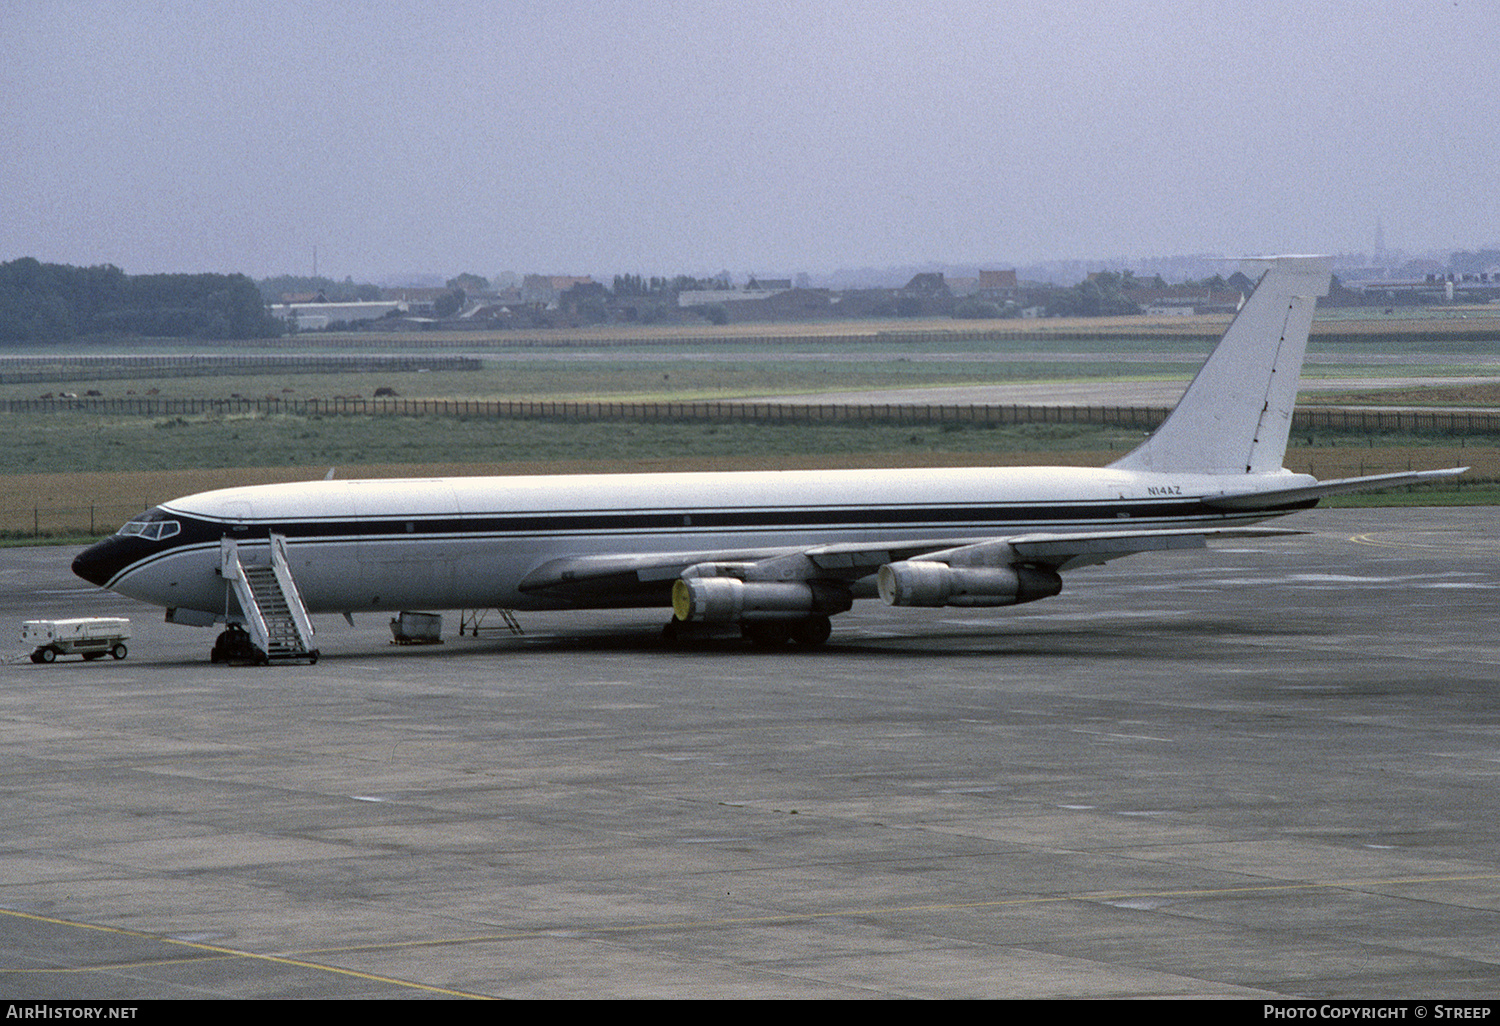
[
  {"xmin": 220, "ymin": 535, "xmax": 273, "ymax": 658},
  {"xmin": 268, "ymin": 532, "xmax": 316, "ymax": 651}
]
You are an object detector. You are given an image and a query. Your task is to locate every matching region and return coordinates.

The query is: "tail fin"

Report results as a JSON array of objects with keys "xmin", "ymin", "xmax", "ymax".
[{"xmin": 1109, "ymin": 256, "xmax": 1331, "ymax": 476}]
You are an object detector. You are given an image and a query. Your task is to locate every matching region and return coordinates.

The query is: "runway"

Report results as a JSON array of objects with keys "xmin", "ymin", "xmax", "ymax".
[{"xmin": 2, "ymin": 507, "xmax": 1498, "ymax": 998}]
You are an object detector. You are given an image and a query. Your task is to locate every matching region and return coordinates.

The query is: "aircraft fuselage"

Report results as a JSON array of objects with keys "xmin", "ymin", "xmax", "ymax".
[{"xmin": 72, "ymin": 465, "xmax": 1313, "ymax": 621}]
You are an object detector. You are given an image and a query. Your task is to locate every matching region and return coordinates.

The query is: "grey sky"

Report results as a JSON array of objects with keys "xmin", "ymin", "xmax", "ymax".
[{"xmin": 4, "ymin": 1, "xmax": 1497, "ymax": 283}]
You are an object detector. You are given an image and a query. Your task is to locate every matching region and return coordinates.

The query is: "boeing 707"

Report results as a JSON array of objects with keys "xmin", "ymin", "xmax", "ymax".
[{"xmin": 71, "ymin": 256, "xmax": 1465, "ymax": 660}]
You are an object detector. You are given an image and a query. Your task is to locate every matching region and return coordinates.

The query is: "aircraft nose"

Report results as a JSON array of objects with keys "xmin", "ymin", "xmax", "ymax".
[{"xmin": 72, "ymin": 537, "xmax": 134, "ymax": 587}]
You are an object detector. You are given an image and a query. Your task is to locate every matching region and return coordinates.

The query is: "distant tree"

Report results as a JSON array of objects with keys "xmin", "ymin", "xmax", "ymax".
[
  {"xmin": 1046, "ymin": 273, "xmax": 1140, "ymax": 317},
  {"xmin": 0, "ymin": 286, "xmax": 74, "ymax": 341},
  {"xmin": 1, "ymin": 259, "xmax": 281, "ymax": 341},
  {"xmin": 575, "ymin": 297, "xmax": 609, "ymax": 323},
  {"xmin": 0, "ymin": 258, "xmax": 78, "ymax": 340},
  {"xmin": 447, "ymin": 272, "xmax": 490, "ymax": 294},
  {"xmin": 433, "ymin": 289, "xmax": 465, "ymax": 318},
  {"xmin": 612, "ymin": 273, "xmax": 648, "ymax": 297},
  {"xmin": 952, "ymin": 299, "xmax": 1004, "ymax": 320}
]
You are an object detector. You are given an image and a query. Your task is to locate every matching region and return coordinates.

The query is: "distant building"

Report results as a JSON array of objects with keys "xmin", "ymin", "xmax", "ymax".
[
  {"xmin": 678, "ymin": 280, "xmax": 793, "ymax": 307},
  {"xmin": 521, "ymin": 275, "xmax": 595, "ymax": 308},
  {"xmin": 901, "ymin": 272, "xmax": 951, "ymax": 296},
  {"xmin": 378, "ymin": 286, "xmax": 453, "ymax": 316},
  {"xmin": 1351, "ymin": 271, "xmax": 1500, "ymax": 303},
  {"xmin": 745, "ymin": 276, "xmax": 792, "ymax": 291},
  {"xmin": 973, "ymin": 269, "xmax": 1020, "ymax": 302},
  {"xmin": 709, "ymin": 288, "xmax": 835, "ymax": 322},
  {"xmin": 1122, "ymin": 286, "xmax": 1243, "ymax": 315},
  {"xmin": 270, "ymin": 301, "xmax": 404, "ymax": 329},
  {"xmin": 383, "ymin": 286, "xmax": 451, "ymax": 304}
]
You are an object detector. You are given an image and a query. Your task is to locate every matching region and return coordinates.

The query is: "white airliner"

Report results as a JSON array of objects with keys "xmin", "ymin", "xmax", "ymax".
[{"xmin": 72, "ymin": 256, "xmax": 1463, "ymax": 657}]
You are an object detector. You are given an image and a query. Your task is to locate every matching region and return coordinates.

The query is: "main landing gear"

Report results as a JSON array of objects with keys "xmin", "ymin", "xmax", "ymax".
[
  {"xmin": 210, "ymin": 625, "xmax": 262, "ymax": 665},
  {"xmin": 743, "ymin": 614, "xmax": 833, "ymax": 649},
  {"xmin": 209, "ymin": 624, "xmax": 319, "ymax": 665},
  {"xmin": 661, "ymin": 614, "xmax": 833, "ymax": 649}
]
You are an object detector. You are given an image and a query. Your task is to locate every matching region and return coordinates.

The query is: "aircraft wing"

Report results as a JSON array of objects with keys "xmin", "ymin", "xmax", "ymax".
[
  {"xmin": 516, "ymin": 538, "xmax": 981, "ymax": 601},
  {"xmin": 517, "ymin": 526, "xmax": 1303, "ymax": 602},
  {"xmin": 986, "ymin": 526, "xmax": 1303, "ymax": 572}
]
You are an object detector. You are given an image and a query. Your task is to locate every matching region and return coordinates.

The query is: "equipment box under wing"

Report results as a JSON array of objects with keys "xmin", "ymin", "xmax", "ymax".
[
  {"xmin": 22, "ymin": 618, "xmax": 131, "ymax": 663},
  {"xmin": 390, "ymin": 611, "xmax": 442, "ymax": 644}
]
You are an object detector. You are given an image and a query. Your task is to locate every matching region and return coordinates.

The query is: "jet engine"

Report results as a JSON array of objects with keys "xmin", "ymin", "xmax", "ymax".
[
  {"xmin": 672, "ymin": 576, "xmax": 852, "ymax": 623},
  {"xmin": 877, "ymin": 561, "xmax": 1062, "ymax": 608}
]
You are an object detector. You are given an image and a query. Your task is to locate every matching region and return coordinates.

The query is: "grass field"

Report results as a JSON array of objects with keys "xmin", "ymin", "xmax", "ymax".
[
  {"xmin": 4, "ymin": 412, "xmax": 1166, "ymax": 477},
  {"xmin": 1300, "ymin": 382, "xmax": 1500, "ymax": 406},
  {"xmin": 7, "ymin": 321, "xmax": 1498, "ymax": 405},
  {"xmin": 1, "ymin": 359, "xmax": 1206, "ymax": 406},
  {"xmin": 5, "ymin": 321, "xmax": 1497, "ymax": 541}
]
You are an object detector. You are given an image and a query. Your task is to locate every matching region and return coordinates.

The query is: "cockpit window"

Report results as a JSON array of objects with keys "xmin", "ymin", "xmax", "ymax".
[{"xmin": 116, "ymin": 510, "xmax": 181, "ymax": 541}]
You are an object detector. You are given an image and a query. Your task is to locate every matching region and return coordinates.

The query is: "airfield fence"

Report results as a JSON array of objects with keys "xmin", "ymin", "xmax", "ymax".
[
  {"xmin": 4, "ymin": 395, "xmax": 1499, "ymax": 435},
  {"xmin": 1, "ymin": 503, "xmax": 147, "ymax": 539},
  {"xmin": 0, "ymin": 354, "xmax": 481, "ymax": 385}
]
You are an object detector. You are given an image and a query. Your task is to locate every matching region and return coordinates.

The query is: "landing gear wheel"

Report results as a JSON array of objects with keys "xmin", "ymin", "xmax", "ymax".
[
  {"xmin": 742, "ymin": 622, "xmax": 791, "ymax": 649},
  {"xmin": 790, "ymin": 614, "xmax": 832, "ymax": 647},
  {"xmin": 211, "ymin": 625, "xmax": 256, "ymax": 665}
]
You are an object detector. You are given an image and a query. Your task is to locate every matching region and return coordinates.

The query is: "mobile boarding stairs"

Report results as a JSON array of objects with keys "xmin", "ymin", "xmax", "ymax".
[{"xmin": 217, "ymin": 532, "xmax": 318, "ymax": 665}]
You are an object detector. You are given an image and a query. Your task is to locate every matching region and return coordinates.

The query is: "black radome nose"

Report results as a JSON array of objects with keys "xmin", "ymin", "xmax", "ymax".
[{"xmin": 72, "ymin": 538, "xmax": 131, "ymax": 587}]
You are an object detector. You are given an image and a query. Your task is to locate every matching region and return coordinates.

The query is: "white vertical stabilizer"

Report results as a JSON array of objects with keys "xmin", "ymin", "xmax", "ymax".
[{"xmin": 1109, "ymin": 256, "xmax": 1331, "ymax": 475}]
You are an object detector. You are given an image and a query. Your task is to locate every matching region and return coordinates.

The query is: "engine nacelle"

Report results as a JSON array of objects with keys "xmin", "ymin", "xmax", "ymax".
[
  {"xmin": 672, "ymin": 577, "xmax": 851, "ymax": 623},
  {"xmin": 876, "ymin": 561, "xmax": 1062, "ymax": 608}
]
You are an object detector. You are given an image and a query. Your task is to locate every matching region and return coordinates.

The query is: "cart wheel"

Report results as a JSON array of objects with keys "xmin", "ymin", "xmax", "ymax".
[
  {"xmin": 39, "ymin": 647, "xmax": 56, "ymax": 663},
  {"xmin": 110, "ymin": 644, "xmax": 128, "ymax": 660},
  {"xmin": 307, "ymin": 649, "xmax": 319, "ymax": 665},
  {"xmin": 30, "ymin": 650, "xmax": 44, "ymax": 664}
]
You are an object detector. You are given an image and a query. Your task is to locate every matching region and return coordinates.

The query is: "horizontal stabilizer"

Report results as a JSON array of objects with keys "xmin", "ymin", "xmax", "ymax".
[{"xmin": 1203, "ymin": 468, "xmax": 1468, "ymax": 510}]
